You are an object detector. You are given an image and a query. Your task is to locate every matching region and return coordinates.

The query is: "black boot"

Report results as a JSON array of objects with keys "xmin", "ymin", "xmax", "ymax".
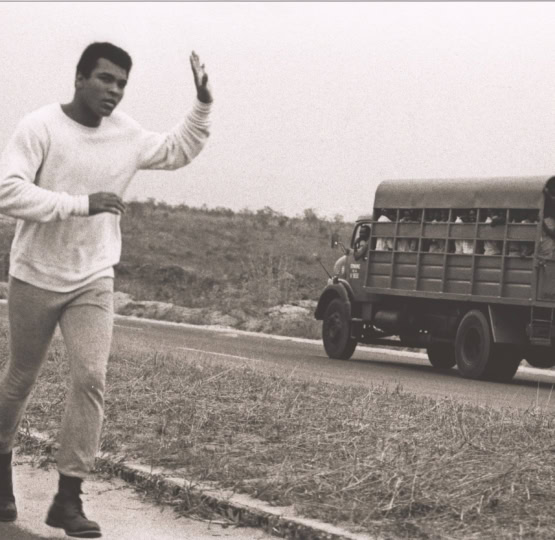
[
  {"xmin": 45, "ymin": 474, "xmax": 101, "ymax": 538},
  {"xmin": 0, "ymin": 451, "xmax": 17, "ymax": 522}
]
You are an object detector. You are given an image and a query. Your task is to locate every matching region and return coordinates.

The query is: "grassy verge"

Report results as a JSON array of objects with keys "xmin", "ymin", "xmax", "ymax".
[{"xmin": 4, "ymin": 321, "xmax": 555, "ymax": 539}]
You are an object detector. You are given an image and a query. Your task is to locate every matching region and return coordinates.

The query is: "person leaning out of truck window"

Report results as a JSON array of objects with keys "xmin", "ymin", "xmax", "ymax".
[
  {"xmin": 453, "ymin": 211, "xmax": 464, "ymax": 253},
  {"xmin": 428, "ymin": 209, "xmax": 447, "ymax": 253},
  {"xmin": 454, "ymin": 210, "xmax": 475, "ymax": 254},
  {"xmin": 507, "ymin": 210, "xmax": 523, "ymax": 257},
  {"xmin": 353, "ymin": 225, "xmax": 371, "ymax": 261},
  {"xmin": 397, "ymin": 209, "xmax": 418, "ymax": 252},
  {"xmin": 410, "ymin": 209, "xmax": 421, "ymax": 250},
  {"xmin": 427, "ymin": 210, "xmax": 441, "ymax": 253},
  {"xmin": 507, "ymin": 210, "xmax": 534, "ymax": 257},
  {"xmin": 375, "ymin": 209, "xmax": 394, "ymax": 251},
  {"xmin": 483, "ymin": 208, "xmax": 504, "ymax": 256}
]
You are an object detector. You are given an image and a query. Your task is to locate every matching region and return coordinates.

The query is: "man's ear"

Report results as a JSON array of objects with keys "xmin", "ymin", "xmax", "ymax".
[{"xmin": 75, "ymin": 72, "xmax": 85, "ymax": 90}]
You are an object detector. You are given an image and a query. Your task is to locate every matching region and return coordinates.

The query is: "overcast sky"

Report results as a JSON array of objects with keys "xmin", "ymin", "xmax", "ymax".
[{"xmin": 2, "ymin": 2, "xmax": 555, "ymax": 220}]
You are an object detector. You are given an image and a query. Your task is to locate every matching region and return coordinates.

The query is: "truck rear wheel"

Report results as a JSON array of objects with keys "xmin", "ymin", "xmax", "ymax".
[
  {"xmin": 455, "ymin": 310, "xmax": 492, "ymax": 379},
  {"xmin": 455, "ymin": 309, "xmax": 520, "ymax": 382},
  {"xmin": 487, "ymin": 347, "xmax": 521, "ymax": 382},
  {"xmin": 322, "ymin": 298, "xmax": 357, "ymax": 360},
  {"xmin": 427, "ymin": 343, "xmax": 456, "ymax": 370},
  {"xmin": 524, "ymin": 347, "xmax": 555, "ymax": 369}
]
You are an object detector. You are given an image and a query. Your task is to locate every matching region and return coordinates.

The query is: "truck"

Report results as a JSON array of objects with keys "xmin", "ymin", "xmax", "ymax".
[{"xmin": 315, "ymin": 176, "xmax": 555, "ymax": 382}]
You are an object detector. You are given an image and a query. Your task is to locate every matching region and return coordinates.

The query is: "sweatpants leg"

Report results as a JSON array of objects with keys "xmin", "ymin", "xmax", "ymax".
[
  {"xmin": 56, "ymin": 278, "xmax": 114, "ymax": 477},
  {"xmin": 0, "ymin": 278, "xmax": 61, "ymax": 454}
]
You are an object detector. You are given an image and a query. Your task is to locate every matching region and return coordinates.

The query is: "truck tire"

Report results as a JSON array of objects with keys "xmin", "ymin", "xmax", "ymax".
[
  {"xmin": 455, "ymin": 309, "xmax": 492, "ymax": 379},
  {"xmin": 455, "ymin": 310, "xmax": 520, "ymax": 382},
  {"xmin": 487, "ymin": 347, "xmax": 521, "ymax": 382},
  {"xmin": 427, "ymin": 343, "xmax": 456, "ymax": 370},
  {"xmin": 524, "ymin": 347, "xmax": 555, "ymax": 369},
  {"xmin": 322, "ymin": 298, "xmax": 357, "ymax": 360}
]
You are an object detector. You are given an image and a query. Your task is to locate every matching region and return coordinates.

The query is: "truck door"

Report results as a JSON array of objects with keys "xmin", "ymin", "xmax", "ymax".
[
  {"xmin": 347, "ymin": 259, "xmax": 367, "ymax": 298},
  {"xmin": 347, "ymin": 224, "xmax": 370, "ymax": 298}
]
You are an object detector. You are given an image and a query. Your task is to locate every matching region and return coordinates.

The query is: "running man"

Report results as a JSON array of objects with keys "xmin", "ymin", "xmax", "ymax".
[{"xmin": 0, "ymin": 42, "xmax": 212, "ymax": 538}]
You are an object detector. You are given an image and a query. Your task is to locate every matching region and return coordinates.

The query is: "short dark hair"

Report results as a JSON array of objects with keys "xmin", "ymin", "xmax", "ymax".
[{"xmin": 76, "ymin": 42, "xmax": 132, "ymax": 78}]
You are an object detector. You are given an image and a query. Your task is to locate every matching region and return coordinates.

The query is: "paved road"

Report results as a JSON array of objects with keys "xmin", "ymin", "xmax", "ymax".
[
  {"xmin": 111, "ymin": 315, "xmax": 555, "ymax": 413},
  {"xmin": 2, "ymin": 301, "xmax": 552, "ymax": 412}
]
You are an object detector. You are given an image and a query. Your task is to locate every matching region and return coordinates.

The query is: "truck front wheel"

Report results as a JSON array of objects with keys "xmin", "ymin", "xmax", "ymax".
[{"xmin": 322, "ymin": 298, "xmax": 357, "ymax": 360}]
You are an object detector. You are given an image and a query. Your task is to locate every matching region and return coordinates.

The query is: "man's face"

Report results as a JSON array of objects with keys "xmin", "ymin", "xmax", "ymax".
[{"xmin": 76, "ymin": 57, "xmax": 128, "ymax": 118}]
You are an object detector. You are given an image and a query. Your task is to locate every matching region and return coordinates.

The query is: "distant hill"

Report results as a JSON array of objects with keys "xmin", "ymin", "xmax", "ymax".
[{"xmin": 116, "ymin": 200, "xmax": 354, "ymax": 313}]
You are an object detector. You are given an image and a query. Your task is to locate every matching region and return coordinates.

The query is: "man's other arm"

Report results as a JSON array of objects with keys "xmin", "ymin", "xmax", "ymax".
[
  {"xmin": 0, "ymin": 119, "xmax": 89, "ymax": 222},
  {"xmin": 0, "ymin": 118, "xmax": 125, "ymax": 221}
]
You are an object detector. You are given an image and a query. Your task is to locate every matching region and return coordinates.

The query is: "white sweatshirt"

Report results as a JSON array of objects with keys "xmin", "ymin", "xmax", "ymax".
[{"xmin": 0, "ymin": 99, "xmax": 211, "ymax": 291}]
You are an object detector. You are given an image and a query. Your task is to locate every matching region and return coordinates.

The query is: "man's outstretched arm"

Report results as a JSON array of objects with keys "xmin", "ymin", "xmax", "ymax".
[{"xmin": 137, "ymin": 51, "xmax": 213, "ymax": 171}]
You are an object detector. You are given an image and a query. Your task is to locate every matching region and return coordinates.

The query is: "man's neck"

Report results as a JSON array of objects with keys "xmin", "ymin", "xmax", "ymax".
[{"xmin": 60, "ymin": 102, "xmax": 102, "ymax": 128}]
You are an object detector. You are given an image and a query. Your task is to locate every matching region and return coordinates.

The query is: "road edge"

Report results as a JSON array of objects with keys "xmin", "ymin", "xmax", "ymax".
[{"xmin": 18, "ymin": 430, "xmax": 376, "ymax": 540}]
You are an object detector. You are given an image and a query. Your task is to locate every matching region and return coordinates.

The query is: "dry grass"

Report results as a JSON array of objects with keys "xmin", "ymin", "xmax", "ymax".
[
  {"xmin": 1, "ymin": 320, "xmax": 554, "ymax": 539},
  {"xmin": 117, "ymin": 202, "xmax": 350, "ymax": 326}
]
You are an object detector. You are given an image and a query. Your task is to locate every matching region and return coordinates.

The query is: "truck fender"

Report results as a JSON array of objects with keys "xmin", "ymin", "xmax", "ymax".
[
  {"xmin": 488, "ymin": 305, "xmax": 528, "ymax": 345},
  {"xmin": 314, "ymin": 280, "xmax": 354, "ymax": 320}
]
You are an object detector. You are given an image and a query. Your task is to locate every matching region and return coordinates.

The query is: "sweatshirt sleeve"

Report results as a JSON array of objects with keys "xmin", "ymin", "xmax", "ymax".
[
  {"xmin": 0, "ymin": 117, "xmax": 89, "ymax": 222},
  {"xmin": 137, "ymin": 99, "xmax": 211, "ymax": 171}
]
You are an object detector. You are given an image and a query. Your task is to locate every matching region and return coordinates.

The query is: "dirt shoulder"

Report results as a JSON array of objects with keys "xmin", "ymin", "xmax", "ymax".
[{"xmin": 113, "ymin": 289, "xmax": 321, "ymax": 338}]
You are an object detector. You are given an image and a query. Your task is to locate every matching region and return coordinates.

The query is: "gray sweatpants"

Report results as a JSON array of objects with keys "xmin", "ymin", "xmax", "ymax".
[{"xmin": 0, "ymin": 276, "xmax": 114, "ymax": 478}]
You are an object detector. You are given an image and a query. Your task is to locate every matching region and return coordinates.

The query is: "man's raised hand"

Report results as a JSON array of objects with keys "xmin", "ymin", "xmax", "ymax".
[
  {"xmin": 190, "ymin": 51, "xmax": 213, "ymax": 104},
  {"xmin": 89, "ymin": 192, "xmax": 126, "ymax": 216}
]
